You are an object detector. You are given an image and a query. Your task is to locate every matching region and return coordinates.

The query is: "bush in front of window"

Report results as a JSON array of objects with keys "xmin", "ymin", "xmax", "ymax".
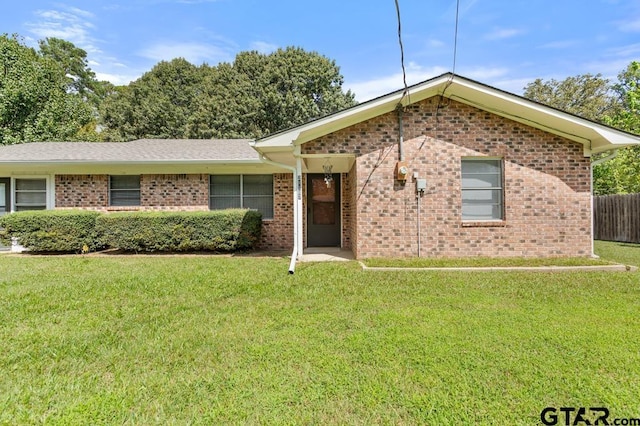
[
  {"xmin": 0, "ymin": 210, "xmax": 103, "ymax": 253},
  {"xmin": 95, "ymin": 209, "xmax": 262, "ymax": 253}
]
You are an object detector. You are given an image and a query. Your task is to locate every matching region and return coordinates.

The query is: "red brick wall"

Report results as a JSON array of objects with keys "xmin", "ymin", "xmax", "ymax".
[
  {"xmin": 260, "ymin": 173, "xmax": 294, "ymax": 250},
  {"xmin": 55, "ymin": 173, "xmax": 293, "ymax": 251},
  {"xmin": 303, "ymin": 97, "xmax": 592, "ymax": 258},
  {"xmin": 141, "ymin": 174, "xmax": 209, "ymax": 210},
  {"xmin": 56, "ymin": 175, "xmax": 108, "ymax": 208}
]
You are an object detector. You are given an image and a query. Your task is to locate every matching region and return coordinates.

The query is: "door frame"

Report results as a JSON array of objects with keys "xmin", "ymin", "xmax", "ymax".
[
  {"xmin": 306, "ymin": 173, "xmax": 342, "ymax": 247},
  {"xmin": 0, "ymin": 177, "xmax": 10, "ymax": 214}
]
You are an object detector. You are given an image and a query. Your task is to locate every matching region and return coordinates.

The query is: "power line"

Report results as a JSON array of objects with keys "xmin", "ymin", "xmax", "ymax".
[
  {"xmin": 394, "ymin": 0, "xmax": 408, "ymax": 100},
  {"xmin": 452, "ymin": 0, "xmax": 460, "ymax": 76}
]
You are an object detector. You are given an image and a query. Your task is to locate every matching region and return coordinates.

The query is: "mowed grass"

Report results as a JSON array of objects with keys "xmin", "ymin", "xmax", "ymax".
[{"xmin": 0, "ymin": 245, "xmax": 638, "ymax": 424}]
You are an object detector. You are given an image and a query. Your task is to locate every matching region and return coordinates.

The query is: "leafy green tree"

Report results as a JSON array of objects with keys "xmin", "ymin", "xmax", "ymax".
[
  {"xmin": 0, "ymin": 34, "xmax": 96, "ymax": 144},
  {"xmin": 523, "ymin": 73, "xmax": 619, "ymax": 122},
  {"xmin": 100, "ymin": 58, "xmax": 205, "ymax": 140},
  {"xmin": 601, "ymin": 61, "xmax": 640, "ymax": 194},
  {"xmin": 523, "ymin": 68, "xmax": 640, "ymax": 195},
  {"xmin": 102, "ymin": 47, "xmax": 357, "ymax": 140},
  {"xmin": 38, "ymin": 37, "xmax": 111, "ymax": 106}
]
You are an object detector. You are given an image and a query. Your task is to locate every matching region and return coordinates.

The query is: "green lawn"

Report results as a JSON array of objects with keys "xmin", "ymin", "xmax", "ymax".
[{"xmin": 0, "ymin": 244, "xmax": 639, "ymax": 424}]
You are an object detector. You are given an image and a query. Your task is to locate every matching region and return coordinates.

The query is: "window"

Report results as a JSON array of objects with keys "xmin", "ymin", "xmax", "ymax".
[
  {"xmin": 210, "ymin": 175, "xmax": 273, "ymax": 219},
  {"xmin": 14, "ymin": 178, "xmax": 47, "ymax": 211},
  {"xmin": 110, "ymin": 175, "xmax": 141, "ymax": 206},
  {"xmin": 461, "ymin": 158, "xmax": 503, "ymax": 221}
]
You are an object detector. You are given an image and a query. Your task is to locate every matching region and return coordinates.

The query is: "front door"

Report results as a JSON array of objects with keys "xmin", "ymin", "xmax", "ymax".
[{"xmin": 307, "ymin": 173, "xmax": 341, "ymax": 247}]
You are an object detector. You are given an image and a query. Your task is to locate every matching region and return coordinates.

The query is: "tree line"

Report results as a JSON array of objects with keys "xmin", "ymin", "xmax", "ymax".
[
  {"xmin": 0, "ymin": 34, "xmax": 356, "ymax": 144},
  {"xmin": 0, "ymin": 33, "xmax": 638, "ymax": 194}
]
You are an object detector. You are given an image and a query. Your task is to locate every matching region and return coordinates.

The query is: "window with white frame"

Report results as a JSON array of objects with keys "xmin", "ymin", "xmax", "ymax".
[
  {"xmin": 461, "ymin": 158, "xmax": 504, "ymax": 221},
  {"xmin": 109, "ymin": 175, "xmax": 141, "ymax": 206},
  {"xmin": 209, "ymin": 175, "xmax": 273, "ymax": 219},
  {"xmin": 14, "ymin": 178, "xmax": 47, "ymax": 211}
]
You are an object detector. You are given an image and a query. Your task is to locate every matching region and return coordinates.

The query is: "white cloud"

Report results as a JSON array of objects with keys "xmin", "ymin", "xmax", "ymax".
[
  {"xmin": 459, "ymin": 66, "xmax": 509, "ymax": 81},
  {"xmin": 346, "ymin": 63, "xmax": 449, "ymax": 102},
  {"xmin": 95, "ymin": 71, "xmax": 142, "ymax": 86},
  {"xmin": 426, "ymin": 38, "xmax": 445, "ymax": 48},
  {"xmin": 345, "ymin": 64, "xmax": 513, "ymax": 102},
  {"xmin": 538, "ymin": 40, "xmax": 579, "ymax": 49},
  {"xmin": 250, "ymin": 41, "xmax": 278, "ymax": 54},
  {"xmin": 26, "ymin": 7, "xmax": 99, "ymax": 53},
  {"xmin": 139, "ymin": 42, "xmax": 233, "ymax": 64},
  {"xmin": 484, "ymin": 28, "xmax": 525, "ymax": 40},
  {"xmin": 618, "ymin": 17, "xmax": 640, "ymax": 32},
  {"xmin": 606, "ymin": 43, "xmax": 640, "ymax": 58}
]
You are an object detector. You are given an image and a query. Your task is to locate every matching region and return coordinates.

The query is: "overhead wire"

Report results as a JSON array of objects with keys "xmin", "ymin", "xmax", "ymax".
[{"xmin": 394, "ymin": 0, "xmax": 409, "ymax": 105}]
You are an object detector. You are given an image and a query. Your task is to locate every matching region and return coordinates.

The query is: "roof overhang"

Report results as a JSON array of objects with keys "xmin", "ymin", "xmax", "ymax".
[
  {"xmin": 253, "ymin": 73, "xmax": 640, "ymax": 157},
  {"xmin": 0, "ymin": 159, "xmax": 285, "ymax": 175}
]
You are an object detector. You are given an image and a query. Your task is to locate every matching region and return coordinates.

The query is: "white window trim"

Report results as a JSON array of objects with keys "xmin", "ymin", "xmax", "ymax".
[
  {"xmin": 461, "ymin": 157, "xmax": 504, "ymax": 222},
  {"xmin": 10, "ymin": 175, "xmax": 53, "ymax": 212}
]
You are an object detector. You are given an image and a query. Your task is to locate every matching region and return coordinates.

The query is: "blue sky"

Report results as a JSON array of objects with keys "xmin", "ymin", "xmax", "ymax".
[{"xmin": 2, "ymin": 0, "xmax": 639, "ymax": 101}]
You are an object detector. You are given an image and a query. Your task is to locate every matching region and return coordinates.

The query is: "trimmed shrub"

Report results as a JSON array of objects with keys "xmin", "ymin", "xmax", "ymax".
[
  {"xmin": 0, "ymin": 210, "xmax": 102, "ymax": 253},
  {"xmin": 95, "ymin": 209, "xmax": 262, "ymax": 252}
]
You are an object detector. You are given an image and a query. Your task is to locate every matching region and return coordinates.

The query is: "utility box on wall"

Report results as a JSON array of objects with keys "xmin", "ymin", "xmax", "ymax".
[{"xmin": 416, "ymin": 179, "xmax": 427, "ymax": 191}]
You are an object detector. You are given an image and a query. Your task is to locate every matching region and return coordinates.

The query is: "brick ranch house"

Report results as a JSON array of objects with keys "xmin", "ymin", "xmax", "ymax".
[{"xmin": 1, "ymin": 73, "xmax": 639, "ymax": 260}]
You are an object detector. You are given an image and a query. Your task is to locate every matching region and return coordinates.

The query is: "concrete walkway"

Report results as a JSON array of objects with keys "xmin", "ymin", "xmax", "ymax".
[
  {"xmin": 296, "ymin": 248, "xmax": 637, "ymax": 272},
  {"xmin": 360, "ymin": 263, "xmax": 638, "ymax": 272},
  {"xmin": 300, "ymin": 247, "xmax": 354, "ymax": 262}
]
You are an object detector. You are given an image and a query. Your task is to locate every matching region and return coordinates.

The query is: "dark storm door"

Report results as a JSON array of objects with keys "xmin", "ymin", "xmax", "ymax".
[
  {"xmin": 0, "ymin": 178, "xmax": 9, "ymax": 216},
  {"xmin": 307, "ymin": 173, "xmax": 341, "ymax": 247},
  {"xmin": 0, "ymin": 178, "xmax": 10, "ymax": 250}
]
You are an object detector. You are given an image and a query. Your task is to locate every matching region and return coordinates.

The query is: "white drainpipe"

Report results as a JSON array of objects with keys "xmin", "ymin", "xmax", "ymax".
[{"xmin": 259, "ymin": 154, "xmax": 301, "ymax": 274}]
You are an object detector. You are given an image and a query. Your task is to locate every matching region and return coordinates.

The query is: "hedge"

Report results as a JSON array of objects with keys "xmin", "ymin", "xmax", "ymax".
[
  {"xmin": 0, "ymin": 210, "xmax": 103, "ymax": 253},
  {"xmin": 95, "ymin": 209, "xmax": 262, "ymax": 252}
]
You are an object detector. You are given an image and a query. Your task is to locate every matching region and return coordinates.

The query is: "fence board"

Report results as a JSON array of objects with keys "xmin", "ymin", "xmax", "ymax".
[{"xmin": 594, "ymin": 193, "xmax": 640, "ymax": 243}]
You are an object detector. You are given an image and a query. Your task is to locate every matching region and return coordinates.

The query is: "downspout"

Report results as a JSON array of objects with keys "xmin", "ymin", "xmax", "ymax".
[
  {"xmin": 294, "ymin": 146, "xmax": 304, "ymax": 256},
  {"xmin": 259, "ymin": 154, "xmax": 300, "ymax": 274},
  {"xmin": 590, "ymin": 149, "xmax": 618, "ymax": 257}
]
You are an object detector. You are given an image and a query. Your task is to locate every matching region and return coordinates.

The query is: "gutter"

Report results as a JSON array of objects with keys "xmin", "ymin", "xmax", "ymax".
[{"xmin": 257, "ymin": 153, "xmax": 300, "ymax": 274}]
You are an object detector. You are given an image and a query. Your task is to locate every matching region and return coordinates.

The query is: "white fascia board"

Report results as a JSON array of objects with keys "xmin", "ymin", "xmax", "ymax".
[
  {"xmin": 449, "ymin": 78, "xmax": 640, "ymax": 156},
  {"xmin": 254, "ymin": 76, "xmax": 448, "ymax": 150}
]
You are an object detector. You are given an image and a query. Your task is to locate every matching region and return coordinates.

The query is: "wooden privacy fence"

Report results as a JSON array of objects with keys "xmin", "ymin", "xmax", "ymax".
[{"xmin": 594, "ymin": 193, "xmax": 640, "ymax": 243}]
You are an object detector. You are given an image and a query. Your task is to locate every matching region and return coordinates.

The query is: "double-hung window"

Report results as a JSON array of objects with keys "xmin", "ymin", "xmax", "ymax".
[
  {"xmin": 209, "ymin": 175, "xmax": 273, "ymax": 219},
  {"xmin": 110, "ymin": 175, "xmax": 141, "ymax": 206},
  {"xmin": 461, "ymin": 158, "xmax": 504, "ymax": 221},
  {"xmin": 14, "ymin": 178, "xmax": 47, "ymax": 211}
]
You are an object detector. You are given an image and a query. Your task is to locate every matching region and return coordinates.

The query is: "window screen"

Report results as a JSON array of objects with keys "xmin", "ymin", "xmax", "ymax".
[
  {"xmin": 14, "ymin": 179, "xmax": 47, "ymax": 211},
  {"xmin": 461, "ymin": 159, "xmax": 503, "ymax": 221},
  {"xmin": 210, "ymin": 175, "xmax": 273, "ymax": 219},
  {"xmin": 110, "ymin": 175, "xmax": 141, "ymax": 206}
]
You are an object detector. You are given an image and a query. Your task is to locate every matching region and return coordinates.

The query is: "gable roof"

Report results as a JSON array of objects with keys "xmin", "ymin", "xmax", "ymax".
[
  {"xmin": 254, "ymin": 73, "xmax": 640, "ymax": 156},
  {"xmin": 0, "ymin": 139, "xmax": 259, "ymax": 164}
]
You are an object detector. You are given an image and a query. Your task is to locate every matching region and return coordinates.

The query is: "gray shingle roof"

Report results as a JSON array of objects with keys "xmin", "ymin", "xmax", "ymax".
[{"xmin": 0, "ymin": 139, "xmax": 259, "ymax": 163}]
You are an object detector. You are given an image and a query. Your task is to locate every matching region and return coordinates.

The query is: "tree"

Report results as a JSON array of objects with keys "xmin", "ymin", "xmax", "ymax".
[
  {"xmin": 523, "ymin": 68, "xmax": 640, "ymax": 195},
  {"xmin": 100, "ymin": 58, "xmax": 206, "ymax": 141},
  {"xmin": 101, "ymin": 47, "xmax": 357, "ymax": 140},
  {"xmin": 38, "ymin": 37, "xmax": 110, "ymax": 106},
  {"xmin": 0, "ymin": 34, "xmax": 96, "ymax": 144},
  {"xmin": 601, "ymin": 62, "xmax": 640, "ymax": 194},
  {"xmin": 523, "ymin": 73, "xmax": 619, "ymax": 122}
]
